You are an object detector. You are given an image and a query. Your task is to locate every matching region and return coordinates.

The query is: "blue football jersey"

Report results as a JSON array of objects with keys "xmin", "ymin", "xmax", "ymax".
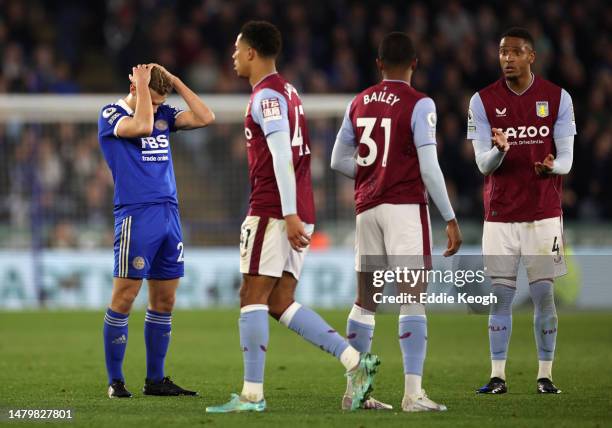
[{"xmin": 98, "ymin": 99, "xmax": 183, "ymax": 208}]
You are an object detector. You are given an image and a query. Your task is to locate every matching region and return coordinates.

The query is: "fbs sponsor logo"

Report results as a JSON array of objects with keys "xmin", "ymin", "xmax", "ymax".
[
  {"xmin": 112, "ymin": 334, "xmax": 127, "ymax": 345},
  {"xmin": 495, "ymin": 107, "xmax": 507, "ymax": 117},
  {"xmin": 132, "ymin": 256, "xmax": 145, "ymax": 270}
]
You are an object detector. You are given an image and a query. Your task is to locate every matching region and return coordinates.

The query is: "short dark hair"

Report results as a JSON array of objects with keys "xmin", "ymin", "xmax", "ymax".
[
  {"xmin": 240, "ymin": 20, "xmax": 282, "ymax": 58},
  {"xmin": 501, "ymin": 27, "xmax": 535, "ymax": 50},
  {"xmin": 378, "ymin": 32, "xmax": 416, "ymax": 67}
]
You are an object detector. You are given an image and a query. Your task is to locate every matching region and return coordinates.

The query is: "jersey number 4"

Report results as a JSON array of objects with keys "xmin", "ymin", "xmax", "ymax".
[
  {"xmin": 291, "ymin": 106, "xmax": 310, "ymax": 156},
  {"xmin": 356, "ymin": 117, "xmax": 391, "ymax": 167}
]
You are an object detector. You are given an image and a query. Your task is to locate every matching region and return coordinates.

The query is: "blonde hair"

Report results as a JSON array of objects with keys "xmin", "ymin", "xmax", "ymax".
[{"xmin": 149, "ymin": 66, "xmax": 173, "ymax": 96}]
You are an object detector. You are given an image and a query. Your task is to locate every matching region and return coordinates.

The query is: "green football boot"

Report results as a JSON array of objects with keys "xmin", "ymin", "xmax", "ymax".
[
  {"xmin": 346, "ymin": 353, "xmax": 381, "ymax": 410},
  {"xmin": 206, "ymin": 393, "xmax": 266, "ymax": 413}
]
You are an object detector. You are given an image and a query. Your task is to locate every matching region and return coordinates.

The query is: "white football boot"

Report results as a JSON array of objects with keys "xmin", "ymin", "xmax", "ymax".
[{"xmin": 402, "ymin": 389, "xmax": 447, "ymax": 412}]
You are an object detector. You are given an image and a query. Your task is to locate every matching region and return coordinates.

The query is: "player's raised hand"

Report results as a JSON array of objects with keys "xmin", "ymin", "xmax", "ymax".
[
  {"xmin": 491, "ymin": 128, "xmax": 510, "ymax": 152},
  {"xmin": 129, "ymin": 64, "xmax": 152, "ymax": 88},
  {"xmin": 443, "ymin": 218, "xmax": 462, "ymax": 257},
  {"xmin": 534, "ymin": 154, "xmax": 555, "ymax": 176},
  {"xmin": 285, "ymin": 214, "xmax": 311, "ymax": 252},
  {"xmin": 148, "ymin": 63, "xmax": 177, "ymax": 87}
]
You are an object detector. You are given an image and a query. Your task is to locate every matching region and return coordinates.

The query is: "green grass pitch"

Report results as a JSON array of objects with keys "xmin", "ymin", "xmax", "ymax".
[{"xmin": 1, "ymin": 310, "xmax": 611, "ymax": 427}]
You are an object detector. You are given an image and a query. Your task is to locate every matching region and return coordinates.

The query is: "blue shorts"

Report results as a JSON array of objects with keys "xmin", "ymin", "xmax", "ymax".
[{"xmin": 113, "ymin": 203, "xmax": 184, "ymax": 280}]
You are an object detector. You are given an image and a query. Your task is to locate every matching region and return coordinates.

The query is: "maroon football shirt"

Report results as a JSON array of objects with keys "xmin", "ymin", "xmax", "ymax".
[
  {"xmin": 349, "ymin": 81, "xmax": 429, "ymax": 214},
  {"xmin": 477, "ymin": 76, "xmax": 563, "ymax": 222},
  {"xmin": 244, "ymin": 74, "xmax": 315, "ymax": 224}
]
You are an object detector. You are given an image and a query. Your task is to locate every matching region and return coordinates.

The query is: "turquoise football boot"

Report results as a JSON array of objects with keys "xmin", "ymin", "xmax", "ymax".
[
  {"xmin": 206, "ymin": 393, "xmax": 266, "ymax": 413},
  {"xmin": 346, "ymin": 353, "xmax": 381, "ymax": 410}
]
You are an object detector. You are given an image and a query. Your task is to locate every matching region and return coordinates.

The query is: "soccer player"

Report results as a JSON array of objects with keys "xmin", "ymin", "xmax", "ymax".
[
  {"xmin": 331, "ymin": 32, "xmax": 462, "ymax": 412},
  {"xmin": 468, "ymin": 28, "xmax": 576, "ymax": 394},
  {"xmin": 98, "ymin": 63, "xmax": 215, "ymax": 398},
  {"xmin": 206, "ymin": 21, "xmax": 379, "ymax": 413}
]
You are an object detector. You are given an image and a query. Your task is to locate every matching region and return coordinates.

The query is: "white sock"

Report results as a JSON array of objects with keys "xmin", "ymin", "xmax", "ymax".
[
  {"xmin": 340, "ymin": 346, "xmax": 361, "ymax": 371},
  {"xmin": 404, "ymin": 374, "xmax": 422, "ymax": 397},
  {"xmin": 345, "ymin": 377, "xmax": 352, "ymax": 396},
  {"xmin": 538, "ymin": 360, "xmax": 553, "ymax": 380},
  {"xmin": 491, "ymin": 360, "xmax": 506, "ymax": 380},
  {"xmin": 241, "ymin": 381, "xmax": 264, "ymax": 402}
]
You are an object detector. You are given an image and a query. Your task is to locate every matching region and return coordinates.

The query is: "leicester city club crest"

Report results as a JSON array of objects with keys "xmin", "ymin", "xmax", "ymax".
[
  {"xmin": 154, "ymin": 119, "xmax": 168, "ymax": 131},
  {"xmin": 536, "ymin": 101, "xmax": 549, "ymax": 118}
]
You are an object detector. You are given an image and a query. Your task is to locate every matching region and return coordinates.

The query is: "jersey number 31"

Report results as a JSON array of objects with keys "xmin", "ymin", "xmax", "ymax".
[{"xmin": 356, "ymin": 117, "xmax": 391, "ymax": 167}]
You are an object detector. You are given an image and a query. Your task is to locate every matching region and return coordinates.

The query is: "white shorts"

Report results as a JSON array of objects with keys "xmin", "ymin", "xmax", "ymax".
[
  {"xmin": 483, "ymin": 216, "xmax": 566, "ymax": 283},
  {"xmin": 239, "ymin": 216, "xmax": 314, "ymax": 279},
  {"xmin": 355, "ymin": 204, "xmax": 432, "ymax": 272}
]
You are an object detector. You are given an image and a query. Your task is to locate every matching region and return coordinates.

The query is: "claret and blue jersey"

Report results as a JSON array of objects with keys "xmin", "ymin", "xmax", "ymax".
[{"xmin": 97, "ymin": 98, "xmax": 186, "ymax": 280}]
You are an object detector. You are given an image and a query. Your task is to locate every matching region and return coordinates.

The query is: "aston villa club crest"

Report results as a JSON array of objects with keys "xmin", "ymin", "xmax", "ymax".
[{"xmin": 536, "ymin": 101, "xmax": 549, "ymax": 118}]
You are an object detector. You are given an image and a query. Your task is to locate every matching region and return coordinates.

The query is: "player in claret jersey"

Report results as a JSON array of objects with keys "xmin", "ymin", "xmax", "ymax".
[
  {"xmin": 332, "ymin": 32, "xmax": 462, "ymax": 412},
  {"xmin": 468, "ymin": 28, "xmax": 576, "ymax": 395},
  {"xmin": 206, "ymin": 21, "xmax": 379, "ymax": 414},
  {"xmin": 98, "ymin": 64, "xmax": 214, "ymax": 398}
]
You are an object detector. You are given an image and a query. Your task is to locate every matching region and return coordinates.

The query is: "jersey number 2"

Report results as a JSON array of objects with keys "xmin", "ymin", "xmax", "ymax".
[
  {"xmin": 356, "ymin": 117, "xmax": 391, "ymax": 167},
  {"xmin": 177, "ymin": 242, "xmax": 184, "ymax": 263}
]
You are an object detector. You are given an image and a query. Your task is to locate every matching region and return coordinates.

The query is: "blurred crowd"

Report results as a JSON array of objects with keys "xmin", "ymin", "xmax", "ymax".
[
  {"xmin": 0, "ymin": 123, "xmax": 114, "ymax": 248},
  {"xmin": 1, "ymin": 0, "xmax": 611, "ymax": 247}
]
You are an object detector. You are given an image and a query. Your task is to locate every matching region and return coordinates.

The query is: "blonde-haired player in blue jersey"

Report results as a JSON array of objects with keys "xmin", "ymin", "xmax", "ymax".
[{"xmin": 98, "ymin": 63, "xmax": 214, "ymax": 398}]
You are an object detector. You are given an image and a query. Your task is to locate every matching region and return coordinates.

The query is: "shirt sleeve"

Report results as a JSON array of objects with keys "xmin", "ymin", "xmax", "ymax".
[
  {"xmin": 266, "ymin": 131, "xmax": 297, "ymax": 216},
  {"xmin": 411, "ymin": 97, "xmax": 437, "ymax": 148},
  {"xmin": 330, "ymin": 101, "xmax": 357, "ymax": 178},
  {"xmin": 467, "ymin": 92, "xmax": 491, "ymax": 141},
  {"xmin": 335, "ymin": 100, "xmax": 356, "ymax": 147},
  {"xmin": 417, "ymin": 144, "xmax": 455, "ymax": 222},
  {"xmin": 163, "ymin": 104, "xmax": 185, "ymax": 132},
  {"xmin": 472, "ymin": 139, "xmax": 506, "ymax": 175},
  {"xmin": 551, "ymin": 135, "xmax": 574, "ymax": 175},
  {"xmin": 251, "ymin": 88, "xmax": 290, "ymax": 137},
  {"xmin": 553, "ymin": 89, "xmax": 577, "ymax": 139},
  {"xmin": 98, "ymin": 104, "xmax": 129, "ymax": 138}
]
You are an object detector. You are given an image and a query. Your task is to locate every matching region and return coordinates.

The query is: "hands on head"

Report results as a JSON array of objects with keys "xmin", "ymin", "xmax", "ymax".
[
  {"xmin": 129, "ymin": 64, "xmax": 152, "ymax": 87},
  {"xmin": 148, "ymin": 62, "xmax": 177, "ymax": 87}
]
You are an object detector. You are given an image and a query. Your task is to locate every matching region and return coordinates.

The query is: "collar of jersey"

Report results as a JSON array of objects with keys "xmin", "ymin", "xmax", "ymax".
[
  {"xmin": 504, "ymin": 72, "xmax": 535, "ymax": 96},
  {"xmin": 116, "ymin": 98, "xmax": 134, "ymax": 115},
  {"xmin": 252, "ymin": 72, "xmax": 279, "ymax": 89},
  {"xmin": 382, "ymin": 79, "xmax": 410, "ymax": 86}
]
